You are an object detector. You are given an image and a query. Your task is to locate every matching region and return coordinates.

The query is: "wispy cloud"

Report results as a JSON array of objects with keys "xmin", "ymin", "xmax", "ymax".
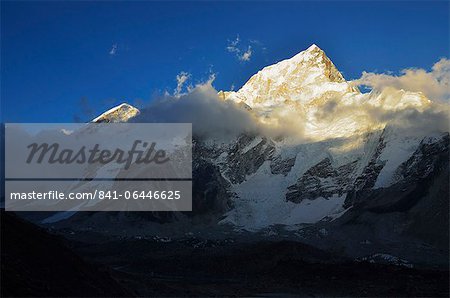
[
  {"xmin": 249, "ymin": 39, "xmax": 267, "ymax": 52},
  {"xmin": 109, "ymin": 43, "xmax": 118, "ymax": 56},
  {"xmin": 226, "ymin": 35, "xmax": 257, "ymax": 62},
  {"xmin": 175, "ymin": 71, "xmax": 191, "ymax": 96},
  {"xmin": 240, "ymin": 46, "xmax": 252, "ymax": 61},
  {"xmin": 226, "ymin": 35, "xmax": 241, "ymax": 53}
]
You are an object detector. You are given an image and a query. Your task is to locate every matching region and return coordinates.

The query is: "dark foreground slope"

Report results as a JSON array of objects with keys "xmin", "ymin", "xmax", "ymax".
[
  {"xmin": 2, "ymin": 209, "xmax": 449, "ymax": 297},
  {"xmin": 0, "ymin": 210, "xmax": 130, "ymax": 297},
  {"xmin": 65, "ymin": 231, "xmax": 449, "ymax": 297}
]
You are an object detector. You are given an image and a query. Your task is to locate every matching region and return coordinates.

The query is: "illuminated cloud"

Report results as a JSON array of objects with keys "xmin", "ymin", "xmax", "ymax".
[{"xmin": 352, "ymin": 58, "xmax": 450, "ymax": 102}]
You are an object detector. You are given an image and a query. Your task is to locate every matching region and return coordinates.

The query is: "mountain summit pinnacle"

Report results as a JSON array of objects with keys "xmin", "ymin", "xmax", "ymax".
[
  {"xmin": 92, "ymin": 103, "xmax": 140, "ymax": 123},
  {"xmin": 306, "ymin": 43, "xmax": 322, "ymax": 52},
  {"xmin": 221, "ymin": 44, "xmax": 358, "ymax": 108},
  {"xmin": 295, "ymin": 44, "xmax": 325, "ymax": 58}
]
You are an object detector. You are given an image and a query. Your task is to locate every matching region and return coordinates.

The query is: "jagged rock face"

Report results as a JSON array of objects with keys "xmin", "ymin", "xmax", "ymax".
[
  {"xmin": 393, "ymin": 134, "xmax": 449, "ymax": 183},
  {"xmin": 343, "ymin": 131, "xmax": 388, "ymax": 207},
  {"xmin": 191, "ymin": 140, "xmax": 234, "ymax": 221},
  {"xmin": 190, "ymin": 158, "xmax": 233, "ymax": 221},
  {"xmin": 355, "ymin": 132, "xmax": 387, "ymax": 190},
  {"xmin": 270, "ymin": 155, "xmax": 296, "ymax": 176},
  {"xmin": 284, "ymin": 129, "xmax": 391, "ymax": 204},
  {"xmin": 286, "ymin": 158, "xmax": 358, "ymax": 203},
  {"xmin": 222, "ymin": 135, "xmax": 275, "ymax": 184}
]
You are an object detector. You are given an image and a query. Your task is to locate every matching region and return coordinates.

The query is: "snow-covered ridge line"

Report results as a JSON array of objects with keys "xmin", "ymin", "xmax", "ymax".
[{"xmin": 92, "ymin": 103, "xmax": 140, "ymax": 123}]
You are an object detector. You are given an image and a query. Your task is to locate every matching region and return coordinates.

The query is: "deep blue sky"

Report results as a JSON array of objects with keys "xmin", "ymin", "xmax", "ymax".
[{"xmin": 1, "ymin": 1, "xmax": 448, "ymax": 123}]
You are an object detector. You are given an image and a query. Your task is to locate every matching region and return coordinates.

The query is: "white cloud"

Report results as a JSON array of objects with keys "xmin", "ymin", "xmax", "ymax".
[
  {"xmin": 134, "ymin": 77, "xmax": 259, "ymax": 141},
  {"xmin": 239, "ymin": 46, "xmax": 252, "ymax": 61},
  {"xmin": 175, "ymin": 71, "xmax": 191, "ymax": 96},
  {"xmin": 226, "ymin": 35, "xmax": 240, "ymax": 53},
  {"xmin": 352, "ymin": 58, "xmax": 450, "ymax": 102},
  {"xmin": 226, "ymin": 35, "xmax": 255, "ymax": 62},
  {"xmin": 109, "ymin": 43, "xmax": 118, "ymax": 56}
]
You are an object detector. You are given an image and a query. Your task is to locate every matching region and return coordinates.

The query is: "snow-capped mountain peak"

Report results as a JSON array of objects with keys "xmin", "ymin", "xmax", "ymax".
[
  {"xmin": 306, "ymin": 43, "xmax": 320, "ymax": 51},
  {"xmin": 222, "ymin": 44, "xmax": 358, "ymax": 109},
  {"xmin": 294, "ymin": 43, "xmax": 325, "ymax": 59},
  {"xmin": 92, "ymin": 103, "xmax": 140, "ymax": 123},
  {"xmin": 290, "ymin": 43, "xmax": 346, "ymax": 83}
]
